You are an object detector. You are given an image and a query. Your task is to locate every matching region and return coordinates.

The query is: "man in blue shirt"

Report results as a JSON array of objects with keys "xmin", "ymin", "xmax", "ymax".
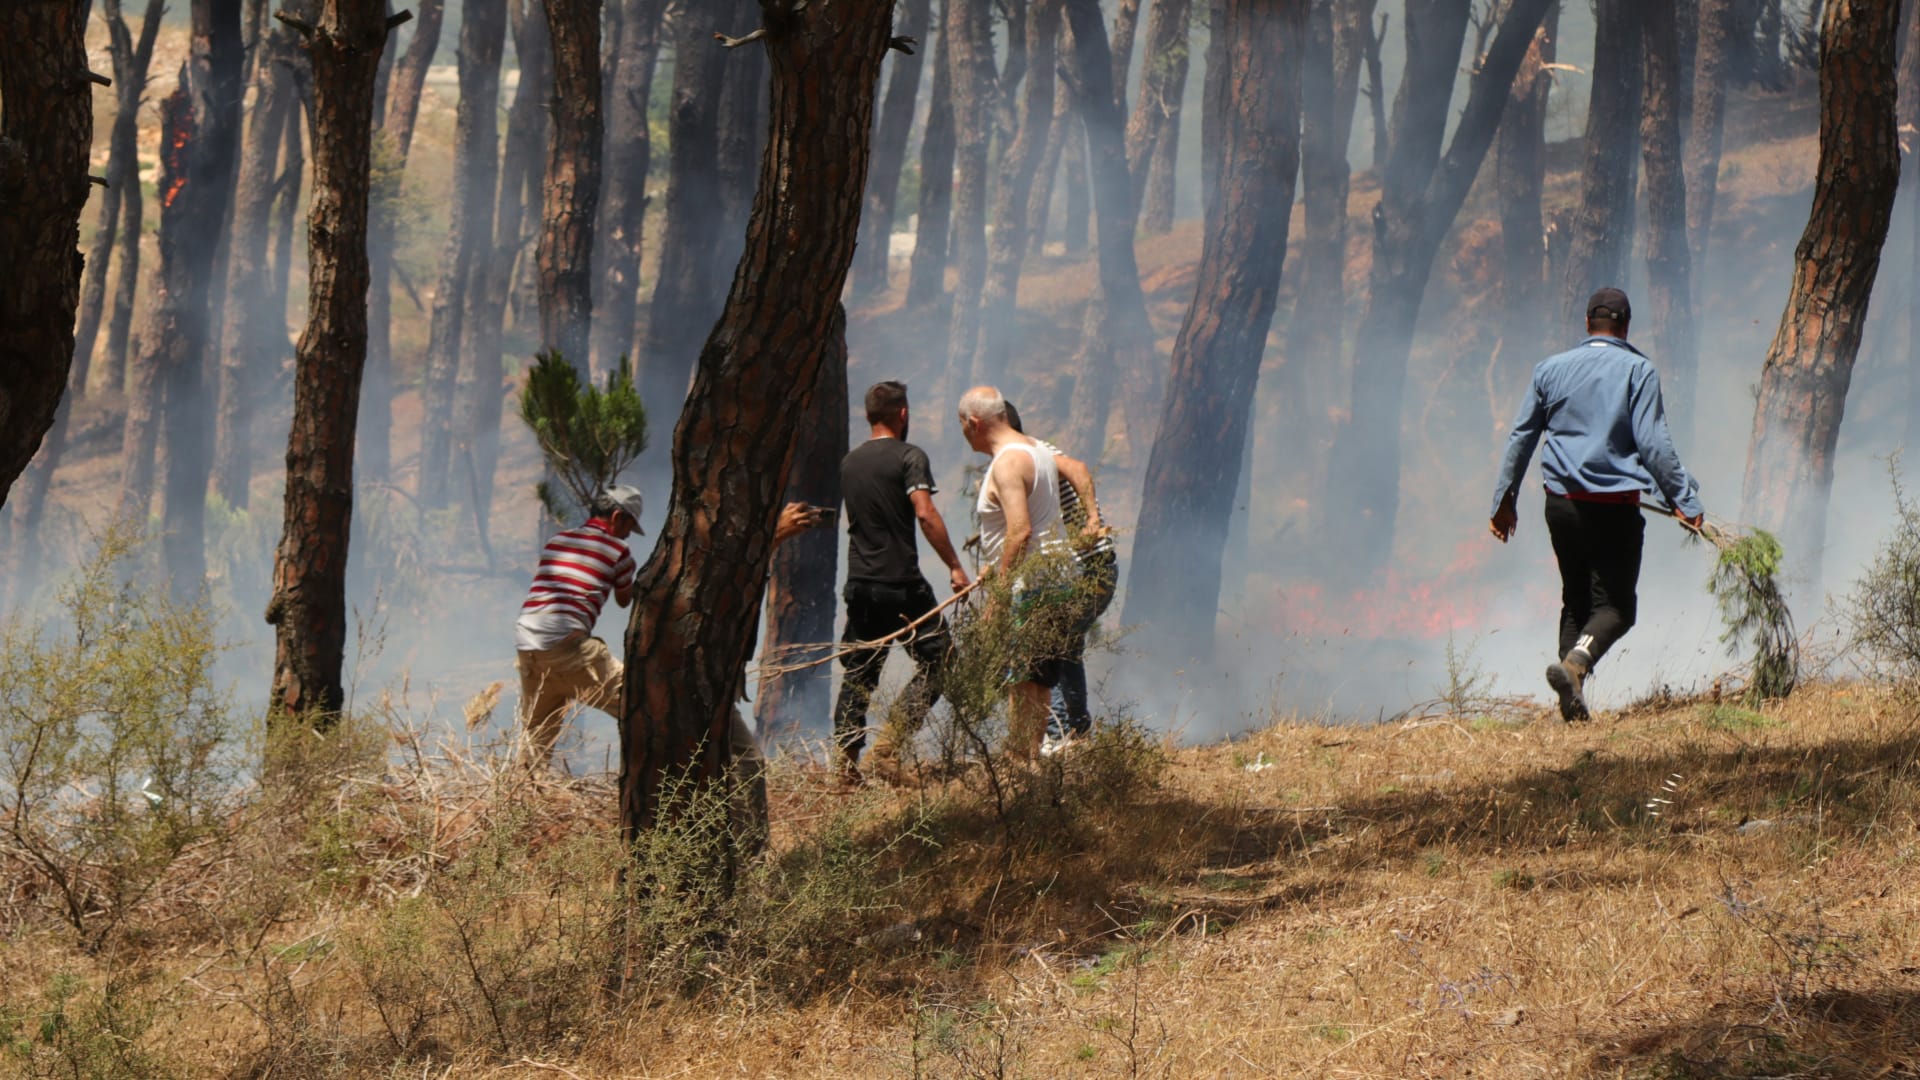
[{"xmin": 1490, "ymin": 288, "xmax": 1704, "ymax": 722}]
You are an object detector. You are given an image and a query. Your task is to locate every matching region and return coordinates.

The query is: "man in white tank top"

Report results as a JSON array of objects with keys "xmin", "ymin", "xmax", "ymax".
[{"xmin": 957, "ymin": 385, "xmax": 1071, "ymax": 758}]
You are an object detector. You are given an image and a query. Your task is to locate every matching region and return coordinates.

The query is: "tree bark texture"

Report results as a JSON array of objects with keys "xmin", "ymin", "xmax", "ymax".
[
  {"xmin": 1319, "ymin": 0, "xmax": 1552, "ymax": 578},
  {"xmin": 212, "ymin": 10, "xmax": 302, "ymax": 510},
  {"xmin": 712, "ymin": 0, "xmax": 769, "ymax": 289},
  {"xmin": 851, "ymin": 0, "xmax": 932, "ymax": 299},
  {"xmin": 907, "ymin": 0, "xmax": 956, "ymax": 308},
  {"xmin": 418, "ymin": 0, "xmax": 506, "ymax": 509},
  {"xmin": 1686, "ymin": 0, "xmax": 1737, "ymax": 277},
  {"xmin": 267, "ymin": 0, "xmax": 392, "ymax": 722},
  {"xmin": 1061, "ymin": 107, "xmax": 1091, "ymax": 255},
  {"xmin": 160, "ymin": 0, "xmax": 244, "ymax": 598},
  {"xmin": 589, "ymin": 0, "xmax": 666, "ymax": 377},
  {"xmin": 1739, "ymin": 0, "xmax": 1900, "ymax": 581},
  {"xmin": 943, "ymin": 0, "xmax": 998, "ymax": 380},
  {"xmin": 1124, "ymin": 0, "xmax": 1305, "ymax": 663},
  {"xmin": 101, "ymin": 117, "xmax": 147, "ymax": 395},
  {"xmin": 643, "ymin": 0, "xmax": 729, "ymax": 420},
  {"xmin": 1109, "ymin": 0, "xmax": 1142, "ymax": 112},
  {"xmin": 381, "ymin": 0, "xmax": 443, "ymax": 160},
  {"xmin": 1060, "ymin": 0, "xmax": 1159, "ymax": 464},
  {"xmin": 268, "ymin": 82, "xmax": 307, "ymax": 368},
  {"xmin": 973, "ymin": 0, "xmax": 1060, "ymax": 388},
  {"xmin": 754, "ymin": 305, "xmax": 848, "ymax": 739},
  {"xmin": 1025, "ymin": 51, "xmax": 1070, "ymax": 255},
  {"xmin": 620, "ymin": 0, "xmax": 893, "ymax": 849},
  {"xmin": 537, "ymin": 0, "xmax": 602, "ymax": 366},
  {"xmin": 0, "ymin": 0, "xmax": 94, "ymax": 515},
  {"xmin": 1128, "ymin": 0, "xmax": 1191, "ymax": 234},
  {"xmin": 1494, "ymin": 0, "xmax": 1555, "ymax": 358},
  {"xmin": 72, "ymin": 0, "xmax": 164, "ymax": 400},
  {"xmin": 118, "ymin": 87, "xmax": 194, "ymax": 526},
  {"xmin": 1557, "ymin": 0, "xmax": 1642, "ymax": 328},
  {"xmin": 1901, "ymin": 0, "xmax": 1920, "ymax": 450},
  {"xmin": 1640, "ymin": 0, "xmax": 1697, "ymax": 450}
]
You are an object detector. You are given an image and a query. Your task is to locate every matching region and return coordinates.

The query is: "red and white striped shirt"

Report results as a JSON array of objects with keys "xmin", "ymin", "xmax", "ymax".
[{"xmin": 514, "ymin": 518, "xmax": 637, "ymax": 651}]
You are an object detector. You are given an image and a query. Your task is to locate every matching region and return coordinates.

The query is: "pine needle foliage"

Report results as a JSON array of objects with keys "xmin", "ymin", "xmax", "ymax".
[
  {"xmin": 1705, "ymin": 526, "xmax": 1798, "ymax": 704},
  {"xmin": 516, "ymin": 351, "xmax": 649, "ymax": 521}
]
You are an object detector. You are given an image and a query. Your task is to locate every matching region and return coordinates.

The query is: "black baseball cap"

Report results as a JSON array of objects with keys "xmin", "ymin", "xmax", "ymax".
[{"xmin": 1587, "ymin": 287, "xmax": 1631, "ymax": 321}]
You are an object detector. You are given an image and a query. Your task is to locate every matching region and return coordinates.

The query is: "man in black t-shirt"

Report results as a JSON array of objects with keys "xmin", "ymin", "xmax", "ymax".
[{"xmin": 835, "ymin": 381, "xmax": 970, "ymax": 784}]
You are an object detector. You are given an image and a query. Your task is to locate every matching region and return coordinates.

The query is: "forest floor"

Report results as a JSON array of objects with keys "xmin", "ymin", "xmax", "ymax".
[{"xmin": 7, "ymin": 681, "xmax": 1920, "ymax": 1078}]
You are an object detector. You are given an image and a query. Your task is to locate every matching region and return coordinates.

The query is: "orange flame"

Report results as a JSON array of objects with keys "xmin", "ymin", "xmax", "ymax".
[
  {"xmin": 159, "ymin": 87, "xmax": 194, "ymax": 211},
  {"xmin": 1264, "ymin": 537, "xmax": 1499, "ymax": 642}
]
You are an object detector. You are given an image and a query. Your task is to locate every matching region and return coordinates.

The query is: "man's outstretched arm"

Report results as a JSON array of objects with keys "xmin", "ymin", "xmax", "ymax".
[
  {"xmin": 910, "ymin": 489, "xmax": 970, "ymax": 591},
  {"xmin": 1630, "ymin": 366, "xmax": 1703, "ymax": 521}
]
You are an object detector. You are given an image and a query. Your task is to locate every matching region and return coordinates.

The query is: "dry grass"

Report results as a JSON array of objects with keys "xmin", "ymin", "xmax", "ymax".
[{"xmin": 6, "ymin": 682, "xmax": 1920, "ymax": 1078}]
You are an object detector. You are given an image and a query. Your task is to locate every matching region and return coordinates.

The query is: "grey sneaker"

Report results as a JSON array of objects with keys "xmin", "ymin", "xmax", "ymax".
[{"xmin": 1545, "ymin": 652, "xmax": 1591, "ymax": 723}]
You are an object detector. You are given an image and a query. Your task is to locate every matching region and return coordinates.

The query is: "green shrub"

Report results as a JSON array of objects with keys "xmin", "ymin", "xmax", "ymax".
[{"xmin": 1848, "ymin": 466, "xmax": 1920, "ymax": 681}]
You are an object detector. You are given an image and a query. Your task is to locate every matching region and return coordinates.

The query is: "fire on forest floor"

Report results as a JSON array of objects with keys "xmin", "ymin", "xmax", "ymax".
[{"xmin": 7, "ymin": 681, "xmax": 1920, "ymax": 1078}]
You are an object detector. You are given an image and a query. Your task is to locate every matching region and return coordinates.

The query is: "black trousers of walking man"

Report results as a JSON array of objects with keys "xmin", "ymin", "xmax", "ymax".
[{"xmin": 1542, "ymin": 493, "xmax": 1644, "ymax": 666}]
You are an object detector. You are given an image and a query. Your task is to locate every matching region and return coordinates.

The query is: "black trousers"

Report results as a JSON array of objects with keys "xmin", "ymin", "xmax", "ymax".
[
  {"xmin": 832, "ymin": 578, "xmax": 952, "ymax": 754},
  {"xmin": 1542, "ymin": 492, "xmax": 1643, "ymax": 665}
]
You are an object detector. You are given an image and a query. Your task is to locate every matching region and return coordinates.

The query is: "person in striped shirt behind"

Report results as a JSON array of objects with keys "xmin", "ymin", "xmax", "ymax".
[
  {"xmin": 514, "ymin": 485, "xmax": 644, "ymax": 769},
  {"xmin": 1004, "ymin": 403, "xmax": 1117, "ymax": 757}
]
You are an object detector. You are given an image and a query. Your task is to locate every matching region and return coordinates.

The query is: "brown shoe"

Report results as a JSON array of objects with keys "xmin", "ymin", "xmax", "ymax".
[{"xmin": 1545, "ymin": 651, "xmax": 1591, "ymax": 723}]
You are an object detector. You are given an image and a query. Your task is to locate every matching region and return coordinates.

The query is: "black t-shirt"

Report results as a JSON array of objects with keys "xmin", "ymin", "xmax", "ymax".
[{"xmin": 842, "ymin": 437, "xmax": 935, "ymax": 583}]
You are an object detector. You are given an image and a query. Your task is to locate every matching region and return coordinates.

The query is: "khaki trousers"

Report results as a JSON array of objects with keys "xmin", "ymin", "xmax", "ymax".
[{"xmin": 516, "ymin": 636, "xmax": 623, "ymax": 769}]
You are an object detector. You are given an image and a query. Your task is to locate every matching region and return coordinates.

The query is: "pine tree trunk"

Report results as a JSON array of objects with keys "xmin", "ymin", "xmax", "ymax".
[
  {"xmin": 1061, "ymin": 113, "xmax": 1091, "ymax": 255},
  {"xmin": 1109, "ymin": 0, "xmax": 1143, "ymax": 111},
  {"xmin": 589, "ymin": 0, "xmax": 666, "ymax": 377},
  {"xmin": 1125, "ymin": 0, "xmax": 1305, "ymax": 663},
  {"xmin": 754, "ymin": 305, "xmax": 848, "ymax": 739},
  {"xmin": 642, "ymin": 0, "xmax": 729, "ymax": 416},
  {"xmin": 907, "ymin": 0, "xmax": 957, "ymax": 308},
  {"xmin": 0, "ymin": 0, "xmax": 94, "ymax": 513},
  {"xmin": 418, "ymin": 0, "xmax": 505, "ymax": 508},
  {"xmin": 268, "ymin": 82, "xmax": 307, "ymax": 357},
  {"xmin": 943, "ymin": 0, "xmax": 998, "ymax": 380},
  {"xmin": 1025, "ymin": 57, "xmax": 1070, "ymax": 255},
  {"xmin": 1740, "ymin": 0, "xmax": 1900, "ymax": 584},
  {"xmin": 974, "ymin": 0, "xmax": 1061, "ymax": 388},
  {"xmin": 1495, "ymin": 0, "xmax": 1555, "ymax": 359},
  {"xmin": 360, "ymin": 0, "xmax": 444, "ymax": 486},
  {"xmin": 620, "ymin": 0, "xmax": 893, "ymax": 851},
  {"xmin": 712, "ymin": 0, "xmax": 769, "ymax": 289},
  {"xmin": 1900, "ymin": 0, "xmax": 1920, "ymax": 450},
  {"xmin": 537, "ymin": 0, "xmax": 602, "ymax": 365},
  {"xmin": 212, "ymin": 10, "xmax": 301, "ymax": 511},
  {"xmin": 1686, "ymin": 0, "xmax": 1737, "ymax": 276},
  {"xmin": 1319, "ymin": 0, "xmax": 1552, "ymax": 578},
  {"xmin": 1279, "ymin": 0, "xmax": 1373, "ymax": 481},
  {"xmin": 160, "ymin": 0, "xmax": 245, "ymax": 598},
  {"xmin": 102, "ymin": 138, "xmax": 146, "ymax": 395},
  {"xmin": 1640, "ymin": 0, "xmax": 1697, "ymax": 449},
  {"xmin": 851, "ymin": 0, "xmax": 932, "ymax": 299},
  {"xmin": 267, "ymin": 0, "xmax": 392, "ymax": 723},
  {"xmin": 1059, "ymin": 0, "xmax": 1158, "ymax": 463},
  {"xmin": 1128, "ymin": 0, "xmax": 1191, "ymax": 234},
  {"xmin": 1558, "ymin": 0, "xmax": 1642, "ymax": 327}
]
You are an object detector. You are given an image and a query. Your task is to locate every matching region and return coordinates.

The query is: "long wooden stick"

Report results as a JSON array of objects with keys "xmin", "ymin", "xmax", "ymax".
[{"xmin": 753, "ymin": 578, "xmax": 983, "ymax": 680}]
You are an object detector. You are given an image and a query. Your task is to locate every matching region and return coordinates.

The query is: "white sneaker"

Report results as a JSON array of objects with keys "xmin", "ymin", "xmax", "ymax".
[{"xmin": 1039, "ymin": 732, "xmax": 1077, "ymax": 758}]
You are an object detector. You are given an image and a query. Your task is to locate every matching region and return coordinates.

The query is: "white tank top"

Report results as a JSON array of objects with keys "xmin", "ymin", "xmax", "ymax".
[{"xmin": 977, "ymin": 440, "xmax": 1066, "ymax": 565}]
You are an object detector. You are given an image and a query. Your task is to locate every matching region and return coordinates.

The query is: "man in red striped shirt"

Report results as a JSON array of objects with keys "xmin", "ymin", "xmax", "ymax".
[{"xmin": 514, "ymin": 486, "xmax": 644, "ymax": 769}]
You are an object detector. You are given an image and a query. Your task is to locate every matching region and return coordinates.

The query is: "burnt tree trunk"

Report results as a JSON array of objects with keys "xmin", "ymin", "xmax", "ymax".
[
  {"xmin": 1279, "ymin": 0, "xmax": 1373, "ymax": 482},
  {"xmin": 973, "ymin": 0, "xmax": 1060, "ymax": 388},
  {"xmin": 1558, "ymin": 0, "xmax": 1643, "ymax": 327},
  {"xmin": 1128, "ymin": 0, "xmax": 1192, "ymax": 234},
  {"xmin": 1361, "ymin": 8, "xmax": 1388, "ymax": 170},
  {"xmin": 537, "ymin": 0, "xmax": 602, "ymax": 365},
  {"xmin": 1125, "ymin": 0, "xmax": 1305, "ymax": 662},
  {"xmin": 268, "ymin": 81, "xmax": 307, "ymax": 364},
  {"xmin": 712, "ymin": 0, "xmax": 770, "ymax": 287},
  {"xmin": 620, "ymin": 0, "xmax": 893, "ymax": 852},
  {"xmin": 267, "ymin": 0, "xmax": 393, "ymax": 722},
  {"xmin": 943, "ymin": 0, "xmax": 998, "ymax": 379},
  {"xmin": 1025, "ymin": 52, "xmax": 1070, "ymax": 255},
  {"xmin": 1740, "ymin": 0, "xmax": 1901, "ymax": 583},
  {"xmin": 754, "ymin": 305, "xmax": 849, "ymax": 739},
  {"xmin": 589, "ymin": 0, "xmax": 666, "ymax": 376},
  {"xmin": 907, "ymin": 0, "xmax": 957, "ymax": 308},
  {"xmin": 1494, "ymin": 0, "xmax": 1556, "ymax": 359},
  {"xmin": 212, "ymin": 8, "xmax": 302, "ymax": 510},
  {"xmin": 1061, "ymin": 108, "xmax": 1091, "ymax": 255},
  {"xmin": 382, "ymin": 0, "xmax": 441, "ymax": 155},
  {"xmin": 1686, "ymin": 0, "xmax": 1738, "ymax": 277},
  {"xmin": 1059, "ymin": 0, "xmax": 1159, "ymax": 463},
  {"xmin": 160, "ymin": 0, "xmax": 245, "ymax": 598},
  {"xmin": 643, "ymin": 0, "xmax": 729, "ymax": 417},
  {"xmin": 1319, "ymin": 0, "xmax": 1552, "ymax": 578},
  {"xmin": 0, "ymin": 0, "xmax": 94, "ymax": 513},
  {"xmin": 1901, "ymin": 0, "xmax": 1920, "ymax": 450},
  {"xmin": 102, "ymin": 113, "xmax": 148, "ymax": 395},
  {"xmin": 851, "ymin": 0, "xmax": 932, "ymax": 299},
  {"xmin": 418, "ymin": 0, "xmax": 505, "ymax": 508},
  {"xmin": 1640, "ymin": 0, "xmax": 1697, "ymax": 448}
]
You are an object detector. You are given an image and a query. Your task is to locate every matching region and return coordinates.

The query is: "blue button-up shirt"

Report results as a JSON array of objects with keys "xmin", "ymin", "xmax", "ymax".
[{"xmin": 1491, "ymin": 335, "xmax": 1702, "ymax": 518}]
